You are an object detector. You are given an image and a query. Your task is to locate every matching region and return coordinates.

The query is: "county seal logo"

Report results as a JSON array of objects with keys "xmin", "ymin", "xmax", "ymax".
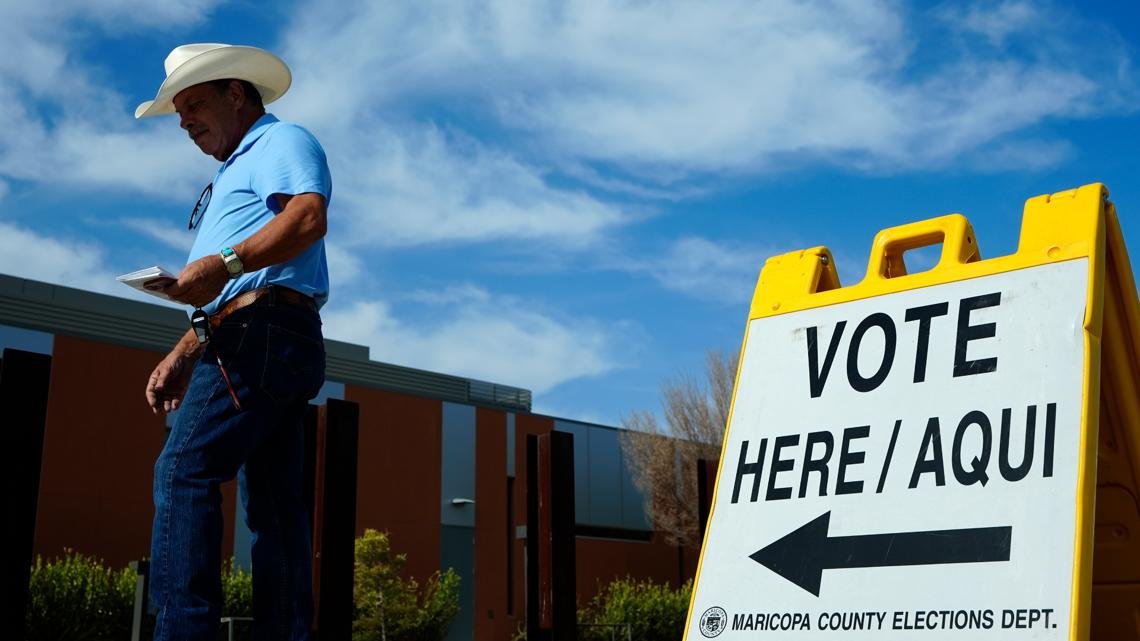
[{"xmin": 699, "ymin": 607, "xmax": 727, "ymax": 638}]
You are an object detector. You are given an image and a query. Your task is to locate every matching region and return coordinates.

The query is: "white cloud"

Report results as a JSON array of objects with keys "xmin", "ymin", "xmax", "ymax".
[
  {"xmin": 1, "ymin": 0, "xmax": 1133, "ymax": 254},
  {"xmin": 403, "ymin": 283, "xmax": 493, "ymax": 306},
  {"xmin": 326, "ymin": 243, "xmax": 363, "ymax": 285},
  {"xmin": 0, "ymin": 222, "xmax": 186, "ymax": 308},
  {"xmin": 55, "ymin": 123, "xmax": 215, "ymax": 196},
  {"xmin": 1, "ymin": 1, "xmax": 225, "ymax": 33},
  {"xmin": 0, "ymin": 221, "xmax": 119, "ymax": 295},
  {"xmin": 321, "ymin": 294, "xmax": 621, "ymax": 392},
  {"xmin": 278, "ymin": 0, "xmax": 1134, "ymax": 181},
  {"xmin": 530, "ymin": 402, "xmax": 614, "ymax": 428},
  {"xmin": 0, "ymin": 2, "xmax": 220, "ymax": 199},
  {"xmin": 937, "ymin": 1, "xmax": 1042, "ymax": 47},
  {"xmin": 886, "ymin": 63, "xmax": 1094, "ymax": 167},
  {"xmin": 967, "ymin": 138, "xmax": 1073, "ymax": 172},
  {"xmin": 323, "ymin": 124, "xmax": 628, "ymax": 248},
  {"xmin": 615, "ymin": 236, "xmax": 768, "ymax": 303},
  {"xmin": 119, "ymin": 217, "xmax": 196, "ymax": 252}
]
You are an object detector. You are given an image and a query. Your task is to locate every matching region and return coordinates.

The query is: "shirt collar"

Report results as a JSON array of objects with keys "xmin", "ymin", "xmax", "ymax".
[{"xmin": 222, "ymin": 113, "xmax": 278, "ymax": 166}]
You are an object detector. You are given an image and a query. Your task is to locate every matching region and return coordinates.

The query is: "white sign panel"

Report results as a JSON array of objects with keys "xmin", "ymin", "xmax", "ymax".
[{"xmin": 689, "ymin": 259, "xmax": 1089, "ymax": 640}]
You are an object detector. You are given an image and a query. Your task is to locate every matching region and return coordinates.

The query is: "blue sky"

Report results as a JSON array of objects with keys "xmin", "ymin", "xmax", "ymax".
[{"xmin": 0, "ymin": 0, "xmax": 1137, "ymax": 426}]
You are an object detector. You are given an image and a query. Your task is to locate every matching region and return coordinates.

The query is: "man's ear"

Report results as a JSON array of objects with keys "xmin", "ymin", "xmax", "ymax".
[{"xmin": 226, "ymin": 80, "xmax": 245, "ymax": 110}]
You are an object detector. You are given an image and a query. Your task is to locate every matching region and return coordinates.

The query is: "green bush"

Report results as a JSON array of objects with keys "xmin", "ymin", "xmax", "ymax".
[
  {"xmin": 24, "ymin": 549, "xmax": 136, "ymax": 641},
  {"xmin": 219, "ymin": 559, "xmax": 254, "ymax": 640},
  {"xmin": 352, "ymin": 529, "xmax": 460, "ymax": 641},
  {"xmin": 579, "ymin": 577, "xmax": 693, "ymax": 641},
  {"xmin": 25, "ymin": 534, "xmax": 459, "ymax": 641},
  {"xmin": 221, "ymin": 558, "xmax": 254, "ymax": 618}
]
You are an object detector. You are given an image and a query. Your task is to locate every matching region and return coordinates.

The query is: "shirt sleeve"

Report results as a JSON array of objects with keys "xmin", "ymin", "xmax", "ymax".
[{"xmin": 251, "ymin": 123, "xmax": 333, "ymax": 213}]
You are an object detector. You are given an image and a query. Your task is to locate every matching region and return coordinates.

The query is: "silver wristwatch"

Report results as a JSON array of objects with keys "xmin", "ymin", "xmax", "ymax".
[{"xmin": 220, "ymin": 247, "xmax": 244, "ymax": 279}]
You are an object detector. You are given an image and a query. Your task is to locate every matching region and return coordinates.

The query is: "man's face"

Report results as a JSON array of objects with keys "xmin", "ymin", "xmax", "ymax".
[{"xmin": 172, "ymin": 82, "xmax": 243, "ymax": 161}]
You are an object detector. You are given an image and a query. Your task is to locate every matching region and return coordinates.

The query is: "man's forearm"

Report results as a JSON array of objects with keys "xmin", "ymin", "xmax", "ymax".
[
  {"xmin": 172, "ymin": 327, "xmax": 204, "ymax": 360},
  {"xmin": 232, "ymin": 192, "xmax": 327, "ymax": 273}
]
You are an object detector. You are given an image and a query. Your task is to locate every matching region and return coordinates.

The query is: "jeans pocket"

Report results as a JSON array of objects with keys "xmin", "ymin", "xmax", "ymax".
[
  {"xmin": 261, "ymin": 323, "xmax": 325, "ymax": 404},
  {"xmin": 211, "ymin": 318, "xmax": 249, "ymax": 353}
]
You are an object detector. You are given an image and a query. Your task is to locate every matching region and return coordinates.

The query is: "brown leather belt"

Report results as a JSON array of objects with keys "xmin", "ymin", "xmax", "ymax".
[{"xmin": 210, "ymin": 285, "xmax": 318, "ymax": 327}]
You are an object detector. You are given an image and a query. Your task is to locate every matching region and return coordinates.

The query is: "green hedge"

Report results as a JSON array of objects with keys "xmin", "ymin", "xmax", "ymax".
[
  {"xmin": 220, "ymin": 560, "xmax": 254, "ymax": 640},
  {"xmin": 26, "ymin": 551, "xmax": 690, "ymax": 641},
  {"xmin": 24, "ymin": 550, "xmax": 136, "ymax": 641},
  {"xmin": 24, "ymin": 532, "xmax": 460, "ymax": 641},
  {"xmin": 579, "ymin": 577, "xmax": 693, "ymax": 641}
]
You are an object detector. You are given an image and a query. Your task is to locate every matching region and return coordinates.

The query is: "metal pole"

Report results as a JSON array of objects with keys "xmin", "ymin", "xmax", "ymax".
[{"xmin": 130, "ymin": 560, "xmax": 149, "ymax": 641}]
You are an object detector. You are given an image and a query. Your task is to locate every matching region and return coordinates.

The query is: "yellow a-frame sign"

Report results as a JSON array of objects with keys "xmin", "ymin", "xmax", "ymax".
[{"xmin": 686, "ymin": 184, "xmax": 1140, "ymax": 641}]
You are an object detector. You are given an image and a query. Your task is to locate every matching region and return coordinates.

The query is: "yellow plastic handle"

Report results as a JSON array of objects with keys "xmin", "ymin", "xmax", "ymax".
[{"xmin": 864, "ymin": 214, "xmax": 979, "ymax": 280}]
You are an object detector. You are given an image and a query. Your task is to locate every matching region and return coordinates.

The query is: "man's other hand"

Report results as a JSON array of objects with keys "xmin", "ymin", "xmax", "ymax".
[{"xmin": 146, "ymin": 349, "xmax": 195, "ymax": 416}]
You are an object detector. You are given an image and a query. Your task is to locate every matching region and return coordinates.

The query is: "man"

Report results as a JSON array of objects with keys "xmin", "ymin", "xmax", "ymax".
[{"xmin": 137, "ymin": 43, "xmax": 330, "ymax": 640}]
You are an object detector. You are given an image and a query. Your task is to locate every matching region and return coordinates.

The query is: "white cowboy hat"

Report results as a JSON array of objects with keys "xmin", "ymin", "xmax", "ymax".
[{"xmin": 135, "ymin": 43, "xmax": 291, "ymax": 119}]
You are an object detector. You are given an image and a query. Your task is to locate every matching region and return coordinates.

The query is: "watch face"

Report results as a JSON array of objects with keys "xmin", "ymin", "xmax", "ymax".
[{"xmin": 222, "ymin": 249, "xmax": 243, "ymax": 277}]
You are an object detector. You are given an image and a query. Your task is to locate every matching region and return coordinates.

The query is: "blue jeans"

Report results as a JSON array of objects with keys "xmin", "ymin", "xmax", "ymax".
[{"xmin": 150, "ymin": 302, "xmax": 325, "ymax": 641}]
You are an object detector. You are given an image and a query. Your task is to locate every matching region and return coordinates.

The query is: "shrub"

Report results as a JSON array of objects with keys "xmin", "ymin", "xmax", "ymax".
[
  {"xmin": 221, "ymin": 558, "xmax": 254, "ymax": 618},
  {"xmin": 352, "ymin": 529, "xmax": 460, "ymax": 641},
  {"xmin": 24, "ymin": 550, "xmax": 136, "ymax": 641},
  {"xmin": 220, "ymin": 559, "xmax": 254, "ymax": 640},
  {"xmin": 26, "ymin": 534, "xmax": 457, "ymax": 641},
  {"xmin": 579, "ymin": 577, "xmax": 693, "ymax": 641}
]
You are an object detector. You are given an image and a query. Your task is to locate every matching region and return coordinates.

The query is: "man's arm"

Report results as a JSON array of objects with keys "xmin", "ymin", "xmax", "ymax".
[
  {"xmin": 235, "ymin": 192, "xmax": 327, "ymax": 273},
  {"xmin": 146, "ymin": 328, "xmax": 203, "ymax": 415},
  {"xmin": 162, "ymin": 192, "xmax": 328, "ymax": 308}
]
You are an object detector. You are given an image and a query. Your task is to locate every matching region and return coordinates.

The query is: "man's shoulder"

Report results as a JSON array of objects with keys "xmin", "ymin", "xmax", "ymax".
[
  {"xmin": 265, "ymin": 119, "xmax": 318, "ymax": 138},
  {"xmin": 260, "ymin": 118, "xmax": 325, "ymax": 154}
]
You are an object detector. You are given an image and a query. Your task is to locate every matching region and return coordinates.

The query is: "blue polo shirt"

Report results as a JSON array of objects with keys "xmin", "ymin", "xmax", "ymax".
[{"xmin": 188, "ymin": 113, "xmax": 332, "ymax": 314}]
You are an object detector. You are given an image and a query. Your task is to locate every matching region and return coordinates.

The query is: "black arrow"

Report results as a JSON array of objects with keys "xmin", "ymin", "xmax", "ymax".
[{"xmin": 750, "ymin": 511, "xmax": 1012, "ymax": 597}]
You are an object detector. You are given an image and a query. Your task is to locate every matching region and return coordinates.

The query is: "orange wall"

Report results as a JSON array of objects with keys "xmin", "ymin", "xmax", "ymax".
[
  {"xmin": 35, "ymin": 334, "xmax": 236, "ymax": 568},
  {"xmin": 576, "ymin": 536, "xmax": 699, "ymax": 603},
  {"xmin": 511, "ymin": 413, "xmax": 554, "ymax": 625},
  {"xmin": 346, "ymin": 385, "xmax": 442, "ymax": 582},
  {"xmin": 475, "ymin": 408, "xmax": 512, "ymax": 640}
]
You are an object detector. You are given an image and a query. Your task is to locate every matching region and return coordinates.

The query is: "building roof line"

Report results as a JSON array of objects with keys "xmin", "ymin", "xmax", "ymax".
[{"xmin": 0, "ymin": 273, "xmax": 531, "ymax": 411}]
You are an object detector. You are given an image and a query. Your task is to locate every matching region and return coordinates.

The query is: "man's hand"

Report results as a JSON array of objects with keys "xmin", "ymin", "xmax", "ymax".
[
  {"xmin": 146, "ymin": 330, "xmax": 201, "ymax": 415},
  {"xmin": 164, "ymin": 254, "xmax": 229, "ymax": 308}
]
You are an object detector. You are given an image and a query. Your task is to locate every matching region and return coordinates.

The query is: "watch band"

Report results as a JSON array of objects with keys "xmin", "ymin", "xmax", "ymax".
[{"xmin": 220, "ymin": 247, "xmax": 244, "ymax": 279}]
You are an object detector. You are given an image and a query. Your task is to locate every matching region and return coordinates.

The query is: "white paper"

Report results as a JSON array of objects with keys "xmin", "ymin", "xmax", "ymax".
[{"xmin": 116, "ymin": 266, "xmax": 178, "ymax": 301}]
